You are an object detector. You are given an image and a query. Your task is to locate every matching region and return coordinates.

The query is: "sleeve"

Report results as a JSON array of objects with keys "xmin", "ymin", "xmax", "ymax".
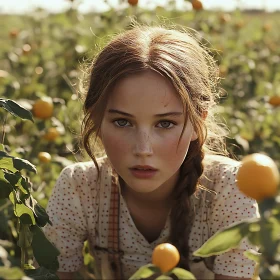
[
  {"xmin": 209, "ymin": 162, "xmax": 260, "ymax": 278},
  {"xmin": 42, "ymin": 163, "xmax": 98, "ymax": 273}
]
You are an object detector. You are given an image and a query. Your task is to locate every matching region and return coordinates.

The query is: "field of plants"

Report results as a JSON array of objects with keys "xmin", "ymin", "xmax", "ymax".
[{"xmin": 1, "ymin": 0, "xmax": 280, "ymax": 279}]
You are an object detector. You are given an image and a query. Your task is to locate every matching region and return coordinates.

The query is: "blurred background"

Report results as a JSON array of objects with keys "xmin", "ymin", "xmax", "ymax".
[{"xmin": 0, "ymin": 0, "xmax": 280, "ymax": 277}]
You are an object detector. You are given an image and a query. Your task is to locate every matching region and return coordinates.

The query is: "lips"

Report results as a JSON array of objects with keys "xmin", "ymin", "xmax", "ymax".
[
  {"xmin": 130, "ymin": 165, "xmax": 157, "ymax": 171},
  {"xmin": 130, "ymin": 168, "xmax": 158, "ymax": 179}
]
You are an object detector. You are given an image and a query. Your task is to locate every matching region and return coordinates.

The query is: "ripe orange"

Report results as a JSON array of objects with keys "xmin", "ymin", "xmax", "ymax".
[
  {"xmin": 234, "ymin": 19, "xmax": 245, "ymax": 29},
  {"xmin": 128, "ymin": 0, "xmax": 138, "ymax": 6},
  {"xmin": 262, "ymin": 23, "xmax": 272, "ymax": 32},
  {"xmin": 32, "ymin": 97, "xmax": 54, "ymax": 119},
  {"xmin": 9, "ymin": 29, "xmax": 19, "ymax": 38},
  {"xmin": 152, "ymin": 243, "xmax": 180, "ymax": 273},
  {"xmin": 192, "ymin": 0, "xmax": 203, "ymax": 10},
  {"xmin": 38, "ymin": 152, "xmax": 52, "ymax": 163},
  {"xmin": 268, "ymin": 96, "xmax": 280, "ymax": 107},
  {"xmin": 236, "ymin": 153, "xmax": 280, "ymax": 201},
  {"xmin": 43, "ymin": 127, "xmax": 60, "ymax": 141}
]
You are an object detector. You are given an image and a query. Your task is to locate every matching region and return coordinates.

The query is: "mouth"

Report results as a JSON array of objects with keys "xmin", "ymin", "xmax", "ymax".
[
  {"xmin": 130, "ymin": 165, "xmax": 158, "ymax": 171},
  {"xmin": 129, "ymin": 167, "xmax": 158, "ymax": 179}
]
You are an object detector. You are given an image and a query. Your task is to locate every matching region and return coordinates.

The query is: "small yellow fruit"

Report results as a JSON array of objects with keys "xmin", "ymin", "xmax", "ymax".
[
  {"xmin": 192, "ymin": 0, "xmax": 203, "ymax": 10},
  {"xmin": 38, "ymin": 152, "xmax": 52, "ymax": 163},
  {"xmin": 236, "ymin": 153, "xmax": 280, "ymax": 201},
  {"xmin": 43, "ymin": 127, "xmax": 60, "ymax": 141},
  {"xmin": 268, "ymin": 96, "xmax": 280, "ymax": 107},
  {"xmin": 9, "ymin": 29, "xmax": 19, "ymax": 38},
  {"xmin": 33, "ymin": 97, "xmax": 54, "ymax": 119},
  {"xmin": 128, "ymin": 0, "xmax": 138, "ymax": 6},
  {"xmin": 152, "ymin": 243, "xmax": 180, "ymax": 273}
]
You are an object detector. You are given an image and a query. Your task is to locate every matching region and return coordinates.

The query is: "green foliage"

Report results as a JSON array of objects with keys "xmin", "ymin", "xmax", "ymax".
[
  {"xmin": 193, "ymin": 221, "xmax": 252, "ymax": 257},
  {"xmin": 0, "ymin": 100, "xmax": 59, "ymax": 278},
  {"xmin": 129, "ymin": 264, "xmax": 196, "ymax": 280},
  {"xmin": 192, "ymin": 191, "xmax": 280, "ymax": 280}
]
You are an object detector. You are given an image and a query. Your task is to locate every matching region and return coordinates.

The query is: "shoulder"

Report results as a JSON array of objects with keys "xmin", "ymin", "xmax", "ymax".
[
  {"xmin": 59, "ymin": 155, "xmax": 111, "ymax": 183},
  {"xmin": 200, "ymin": 154, "xmax": 240, "ymax": 192}
]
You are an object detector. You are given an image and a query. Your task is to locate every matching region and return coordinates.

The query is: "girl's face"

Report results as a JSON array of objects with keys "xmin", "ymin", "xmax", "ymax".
[{"xmin": 100, "ymin": 70, "xmax": 197, "ymax": 195}]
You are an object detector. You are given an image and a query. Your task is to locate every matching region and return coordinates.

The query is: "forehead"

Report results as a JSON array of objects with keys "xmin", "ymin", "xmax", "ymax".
[{"xmin": 106, "ymin": 70, "xmax": 183, "ymax": 111}]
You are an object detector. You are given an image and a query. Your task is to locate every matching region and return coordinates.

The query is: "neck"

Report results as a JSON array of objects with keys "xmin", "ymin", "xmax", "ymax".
[{"xmin": 119, "ymin": 172, "xmax": 179, "ymax": 208}]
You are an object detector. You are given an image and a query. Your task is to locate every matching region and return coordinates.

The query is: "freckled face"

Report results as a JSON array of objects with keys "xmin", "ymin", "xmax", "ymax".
[{"xmin": 100, "ymin": 70, "xmax": 197, "ymax": 194}]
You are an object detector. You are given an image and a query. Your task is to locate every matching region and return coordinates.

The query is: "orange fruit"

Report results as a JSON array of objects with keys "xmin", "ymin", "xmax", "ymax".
[
  {"xmin": 38, "ymin": 152, "xmax": 52, "ymax": 163},
  {"xmin": 43, "ymin": 127, "xmax": 60, "ymax": 141},
  {"xmin": 152, "ymin": 243, "xmax": 180, "ymax": 273},
  {"xmin": 236, "ymin": 153, "xmax": 280, "ymax": 201},
  {"xmin": 262, "ymin": 23, "xmax": 272, "ymax": 32},
  {"xmin": 32, "ymin": 97, "xmax": 54, "ymax": 119},
  {"xmin": 9, "ymin": 29, "xmax": 19, "ymax": 38},
  {"xmin": 268, "ymin": 96, "xmax": 280, "ymax": 107},
  {"xmin": 128, "ymin": 0, "xmax": 138, "ymax": 6},
  {"xmin": 234, "ymin": 19, "xmax": 245, "ymax": 29},
  {"xmin": 192, "ymin": 0, "xmax": 203, "ymax": 10}
]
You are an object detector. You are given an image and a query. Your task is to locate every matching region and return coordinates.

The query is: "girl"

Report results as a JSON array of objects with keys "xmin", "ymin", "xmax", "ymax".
[{"xmin": 43, "ymin": 25, "xmax": 259, "ymax": 280}]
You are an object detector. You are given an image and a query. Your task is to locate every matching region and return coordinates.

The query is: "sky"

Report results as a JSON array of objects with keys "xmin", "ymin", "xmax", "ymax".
[{"xmin": 0, "ymin": 0, "xmax": 279, "ymax": 14}]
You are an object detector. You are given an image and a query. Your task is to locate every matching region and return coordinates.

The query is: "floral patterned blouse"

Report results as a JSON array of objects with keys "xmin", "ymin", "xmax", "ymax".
[{"xmin": 43, "ymin": 154, "xmax": 259, "ymax": 279}]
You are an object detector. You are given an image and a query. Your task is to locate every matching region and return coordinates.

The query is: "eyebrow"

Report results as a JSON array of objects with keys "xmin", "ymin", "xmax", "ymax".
[{"xmin": 107, "ymin": 109, "xmax": 183, "ymax": 117}]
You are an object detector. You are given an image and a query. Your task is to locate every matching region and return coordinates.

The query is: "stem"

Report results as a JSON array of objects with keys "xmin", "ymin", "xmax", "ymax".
[
  {"xmin": 21, "ymin": 247, "xmax": 26, "ymax": 269},
  {"xmin": 1, "ymin": 115, "xmax": 7, "ymax": 144}
]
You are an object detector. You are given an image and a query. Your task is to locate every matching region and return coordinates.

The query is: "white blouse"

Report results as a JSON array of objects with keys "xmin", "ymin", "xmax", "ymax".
[{"xmin": 43, "ymin": 155, "xmax": 259, "ymax": 279}]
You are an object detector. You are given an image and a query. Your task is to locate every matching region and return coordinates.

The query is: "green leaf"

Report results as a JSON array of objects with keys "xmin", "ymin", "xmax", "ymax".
[
  {"xmin": 129, "ymin": 264, "xmax": 161, "ymax": 280},
  {"xmin": 34, "ymin": 203, "xmax": 52, "ymax": 227},
  {"xmin": 0, "ymin": 157, "xmax": 17, "ymax": 172},
  {"xmin": 0, "ymin": 267, "xmax": 25, "ymax": 279},
  {"xmin": 0, "ymin": 151, "xmax": 36, "ymax": 173},
  {"xmin": 193, "ymin": 222, "xmax": 250, "ymax": 257},
  {"xmin": 4, "ymin": 171, "xmax": 21, "ymax": 186},
  {"xmin": 155, "ymin": 275, "xmax": 173, "ymax": 280},
  {"xmin": 170, "ymin": 268, "xmax": 196, "ymax": 279},
  {"xmin": 17, "ymin": 224, "xmax": 33, "ymax": 249},
  {"xmin": 0, "ymin": 98, "xmax": 34, "ymax": 122},
  {"xmin": 243, "ymin": 249, "xmax": 261, "ymax": 263},
  {"xmin": 13, "ymin": 157, "xmax": 37, "ymax": 173},
  {"xmin": 20, "ymin": 176, "xmax": 32, "ymax": 194},
  {"xmin": 0, "ymin": 170, "xmax": 13, "ymax": 199},
  {"xmin": 31, "ymin": 225, "xmax": 60, "ymax": 271},
  {"xmin": 14, "ymin": 203, "xmax": 36, "ymax": 225}
]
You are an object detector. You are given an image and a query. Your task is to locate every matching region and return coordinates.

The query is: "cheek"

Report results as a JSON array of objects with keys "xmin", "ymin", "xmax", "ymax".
[
  {"xmin": 101, "ymin": 128, "xmax": 130, "ymax": 156},
  {"xmin": 159, "ymin": 130, "xmax": 192, "ymax": 162}
]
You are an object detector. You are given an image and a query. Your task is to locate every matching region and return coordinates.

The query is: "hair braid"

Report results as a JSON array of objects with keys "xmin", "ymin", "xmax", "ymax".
[{"xmin": 169, "ymin": 140, "xmax": 205, "ymax": 271}]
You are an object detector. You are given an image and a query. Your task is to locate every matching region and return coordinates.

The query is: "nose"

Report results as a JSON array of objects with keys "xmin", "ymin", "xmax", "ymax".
[{"xmin": 133, "ymin": 131, "xmax": 153, "ymax": 157}]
